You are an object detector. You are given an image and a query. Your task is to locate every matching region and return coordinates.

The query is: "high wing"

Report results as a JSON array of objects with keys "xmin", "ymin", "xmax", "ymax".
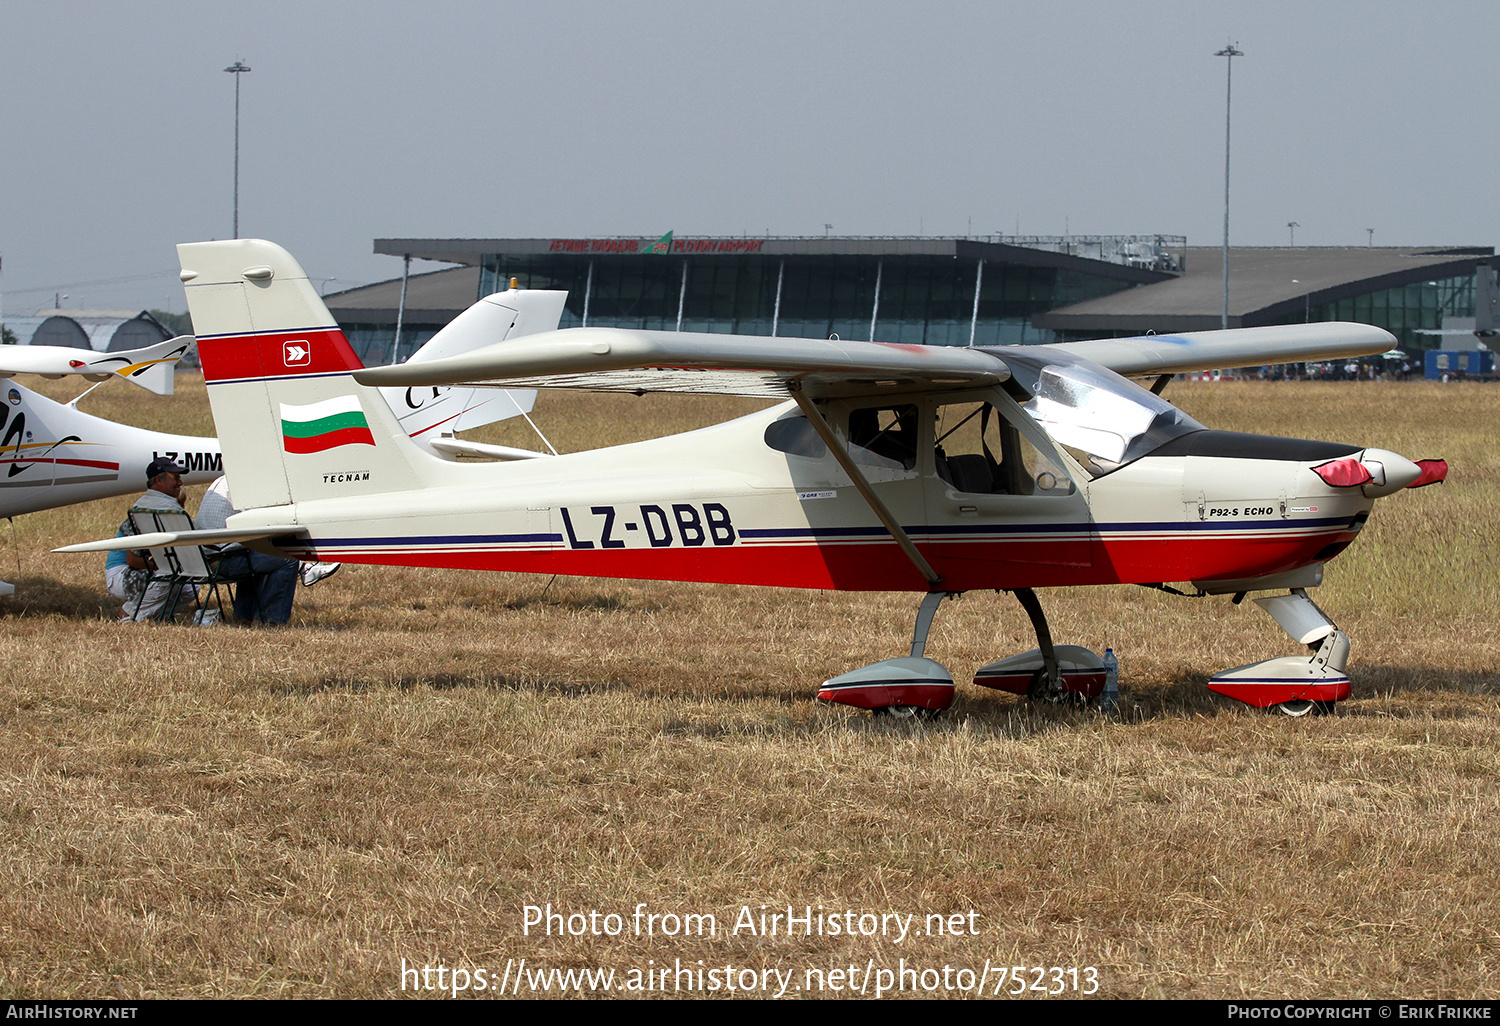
[
  {"xmin": 355, "ymin": 328, "xmax": 1011, "ymax": 399},
  {"xmin": 0, "ymin": 336, "xmax": 193, "ymax": 395},
  {"xmin": 352, "ymin": 322, "xmax": 1392, "ymax": 398},
  {"xmin": 1046, "ymin": 323, "xmax": 1395, "ymax": 377}
]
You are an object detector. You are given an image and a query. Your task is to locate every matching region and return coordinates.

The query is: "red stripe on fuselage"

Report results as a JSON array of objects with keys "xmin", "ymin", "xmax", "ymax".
[
  {"xmin": 0, "ymin": 458, "xmax": 118, "ymax": 470},
  {"xmin": 1093, "ymin": 530, "xmax": 1357, "ymax": 584},
  {"xmin": 283, "ymin": 527, "xmax": 1358, "ymax": 593},
  {"xmin": 198, "ymin": 328, "xmax": 361, "ymax": 383}
]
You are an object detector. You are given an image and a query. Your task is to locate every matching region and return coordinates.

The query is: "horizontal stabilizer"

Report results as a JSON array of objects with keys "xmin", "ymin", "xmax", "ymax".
[
  {"xmin": 427, "ymin": 438, "xmax": 553, "ymax": 461},
  {"xmin": 54, "ymin": 524, "xmax": 302, "ymax": 554},
  {"xmin": 390, "ymin": 287, "xmax": 564, "ymax": 444}
]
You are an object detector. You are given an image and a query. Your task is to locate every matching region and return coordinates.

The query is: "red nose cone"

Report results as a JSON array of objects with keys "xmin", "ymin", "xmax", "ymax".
[
  {"xmin": 1312, "ymin": 457, "xmax": 1373, "ymax": 488},
  {"xmin": 1408, "ymin": 459, "xmax": 1448, "ymax": 488}
]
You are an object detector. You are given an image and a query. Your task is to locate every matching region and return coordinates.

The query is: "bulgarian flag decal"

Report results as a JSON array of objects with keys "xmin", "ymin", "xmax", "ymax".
[{"xmin": 280, "ymin": 395, "xmax": 376, "ymax": 453}]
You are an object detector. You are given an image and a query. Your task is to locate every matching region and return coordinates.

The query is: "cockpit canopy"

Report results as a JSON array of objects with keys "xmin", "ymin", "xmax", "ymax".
[{"xmin": 1000, "ymin": 349, "xmax": 1205, "ymax": 478}]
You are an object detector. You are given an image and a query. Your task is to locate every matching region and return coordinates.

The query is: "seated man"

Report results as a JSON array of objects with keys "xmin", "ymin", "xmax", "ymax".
[
  {"xmin": 104, "ymin": 529, "xmax": 156, "ymax": 621},
  {"xmin": 197, "ymin": 477, "xmax": 339, "ymax": 625},
  {"xmin": 107, "ymin": 458, "xmax": 198, "ymax": 622}
]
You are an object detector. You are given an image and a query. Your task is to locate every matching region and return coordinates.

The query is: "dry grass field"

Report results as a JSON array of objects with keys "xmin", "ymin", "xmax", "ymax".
[{"xmin": 1, "ymin": 373, "xmax": 1496, "ymax": 1000}]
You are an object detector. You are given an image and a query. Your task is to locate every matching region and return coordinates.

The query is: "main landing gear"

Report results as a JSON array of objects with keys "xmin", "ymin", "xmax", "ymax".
[
  {"xmin": 816, "ymin": 587, "xmax": 1107, "ymax": 719},
  {"xmin": 971, "ymin": 589, "xmax": 1107, "ymax": 705},
  {"xmin": 817, "ymin": 583, "xmax": 1354, "ymax": 720},
  {"xmin": 816, "ymin": 591, "xmax": 961, "ymax": 718}
]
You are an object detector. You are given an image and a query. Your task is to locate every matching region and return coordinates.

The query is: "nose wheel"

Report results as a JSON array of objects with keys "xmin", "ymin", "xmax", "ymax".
[
  {"xmin": 1274, "ymin": 698, "xmax": 1336, "ymax": 717},
  {"xmin": 873, "ymin": 704, "xmax": 942, "ymax": 721}
]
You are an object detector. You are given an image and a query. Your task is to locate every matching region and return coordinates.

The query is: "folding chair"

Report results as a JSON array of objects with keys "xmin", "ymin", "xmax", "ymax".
[{"xmin": 126, "ymin": 508, "xmax": 253, "ymax": 622}]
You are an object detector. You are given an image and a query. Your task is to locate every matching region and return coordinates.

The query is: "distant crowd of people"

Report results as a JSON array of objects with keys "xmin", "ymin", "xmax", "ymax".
[
  {"xmin": 1228, "ymin": 359, "xmax": 1419, "ymax": 382},
  {"xmin": 1192, "ymin": 358, "xmax": 1498, "ymax": 383}
]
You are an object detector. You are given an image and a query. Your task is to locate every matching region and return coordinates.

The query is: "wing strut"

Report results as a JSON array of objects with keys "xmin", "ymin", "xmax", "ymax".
[{"xmin": 788, "ymin": 381, "xmax": 942, "ymax": 588}]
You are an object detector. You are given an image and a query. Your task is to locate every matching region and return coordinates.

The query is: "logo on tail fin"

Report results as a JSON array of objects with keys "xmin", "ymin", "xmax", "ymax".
[
  {"xmin": 280, "ymin": 395, "xmax": 376, "ymax": 454},
  {"xmin": 283, "ymin": 341, "xmax": 311, "ymax": 366}
]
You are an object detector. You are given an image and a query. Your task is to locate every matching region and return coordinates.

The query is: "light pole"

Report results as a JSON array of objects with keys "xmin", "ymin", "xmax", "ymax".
[
  {"xmin": 1216, "ymin": 42, "xmax": 1243, "ymax": 330},
  {"xmin": 224, "ymin": 60, "xmax": 251, "ymax": 239},
  {"xmin": 1287, "ymin": 221, "xmax": 1299, "ymax": 246}
]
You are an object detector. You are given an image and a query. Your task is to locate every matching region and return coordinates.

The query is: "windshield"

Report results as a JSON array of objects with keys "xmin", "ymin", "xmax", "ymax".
[{"xmin": 1001, "ymin": 351, "xmax": 1204, "ymax": 477}]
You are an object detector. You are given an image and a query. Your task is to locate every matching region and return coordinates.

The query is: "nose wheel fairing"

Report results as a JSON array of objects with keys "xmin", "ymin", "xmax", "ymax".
[
  {"xmin": 1207, "ymin": 661, "xmax": 1352, "ymax": 709},
  {"xmin": 1207, "ymin": 590, "xmax": 1352, "ymax": 712}
]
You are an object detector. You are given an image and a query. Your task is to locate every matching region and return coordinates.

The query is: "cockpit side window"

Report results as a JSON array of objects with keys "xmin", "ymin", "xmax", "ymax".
[
  {"xmin": 764, "ymin": 416, "xmax": 827, "ymax": 459},
  {"xmin": 846, "ymin": 404, "xmax": 919, "ymax": 470},
  {"xmin": 933, "ymin": 401, "xmax": 1075, "ymax": 496}
]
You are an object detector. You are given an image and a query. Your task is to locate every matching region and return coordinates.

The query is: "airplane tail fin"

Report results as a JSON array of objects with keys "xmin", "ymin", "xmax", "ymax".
[
  {"xmin": 112, "ymin": 336, "xmax": 194, "ymax": 395},
  {"xmin": 387, "ymin": 286, "xmax": 565, "ymax": 448},
  {"xmin": 177, "ymin": 239, "xmax": 432, "ymax": 511}
]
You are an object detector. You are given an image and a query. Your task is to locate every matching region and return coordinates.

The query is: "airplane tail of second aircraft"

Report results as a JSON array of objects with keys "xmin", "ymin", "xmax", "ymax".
[
  {"xmin": 111, "ymin": 336, "xmax": 194, "ymax": 396},
  {"xmin": 177, "ymin": 239, "xmax": 438, "ymax": 512}
]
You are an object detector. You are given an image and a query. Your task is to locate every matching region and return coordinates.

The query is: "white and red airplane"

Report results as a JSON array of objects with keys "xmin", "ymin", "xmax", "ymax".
[
  {"xmin": 4, "ymin": 284, "xmax": 563, "ymax": 596},
  {"xmin": 62, "ymin": 239, "xmax": 1446, "ymax": 717}
]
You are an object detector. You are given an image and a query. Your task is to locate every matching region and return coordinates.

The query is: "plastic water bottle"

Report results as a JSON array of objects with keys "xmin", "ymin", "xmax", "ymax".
[{"xmin": 1100, "ymin": 648, "xmax": 1119, "ymax": 713}]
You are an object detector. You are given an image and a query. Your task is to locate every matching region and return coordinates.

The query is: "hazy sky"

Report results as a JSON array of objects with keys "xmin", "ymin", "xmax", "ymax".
[{"xmin": 3, "ymin": 0, "xmax": 1496, "ymax": 313}]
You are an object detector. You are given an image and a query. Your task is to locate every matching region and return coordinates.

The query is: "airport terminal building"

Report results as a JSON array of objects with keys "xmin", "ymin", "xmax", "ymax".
[{"xmin": 324, "ymin": 234, "xmax": 1495, "ymax": 366}]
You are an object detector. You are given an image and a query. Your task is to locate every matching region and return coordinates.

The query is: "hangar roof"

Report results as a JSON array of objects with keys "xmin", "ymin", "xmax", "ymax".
[
  {"xmin": 324, "ymin": 266, "xmax": 480, "ymax": 326},
  {"xmin": 373, "ymin": 235, "xmax": 1173, "ymax": 283},
  {"xmin": 5, "ymin": 310, "xmax": 171, "ymax": 350},
  {"xmin": 1034, "ymin": 246, "xmax": 1494, "ymax": 333}
]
